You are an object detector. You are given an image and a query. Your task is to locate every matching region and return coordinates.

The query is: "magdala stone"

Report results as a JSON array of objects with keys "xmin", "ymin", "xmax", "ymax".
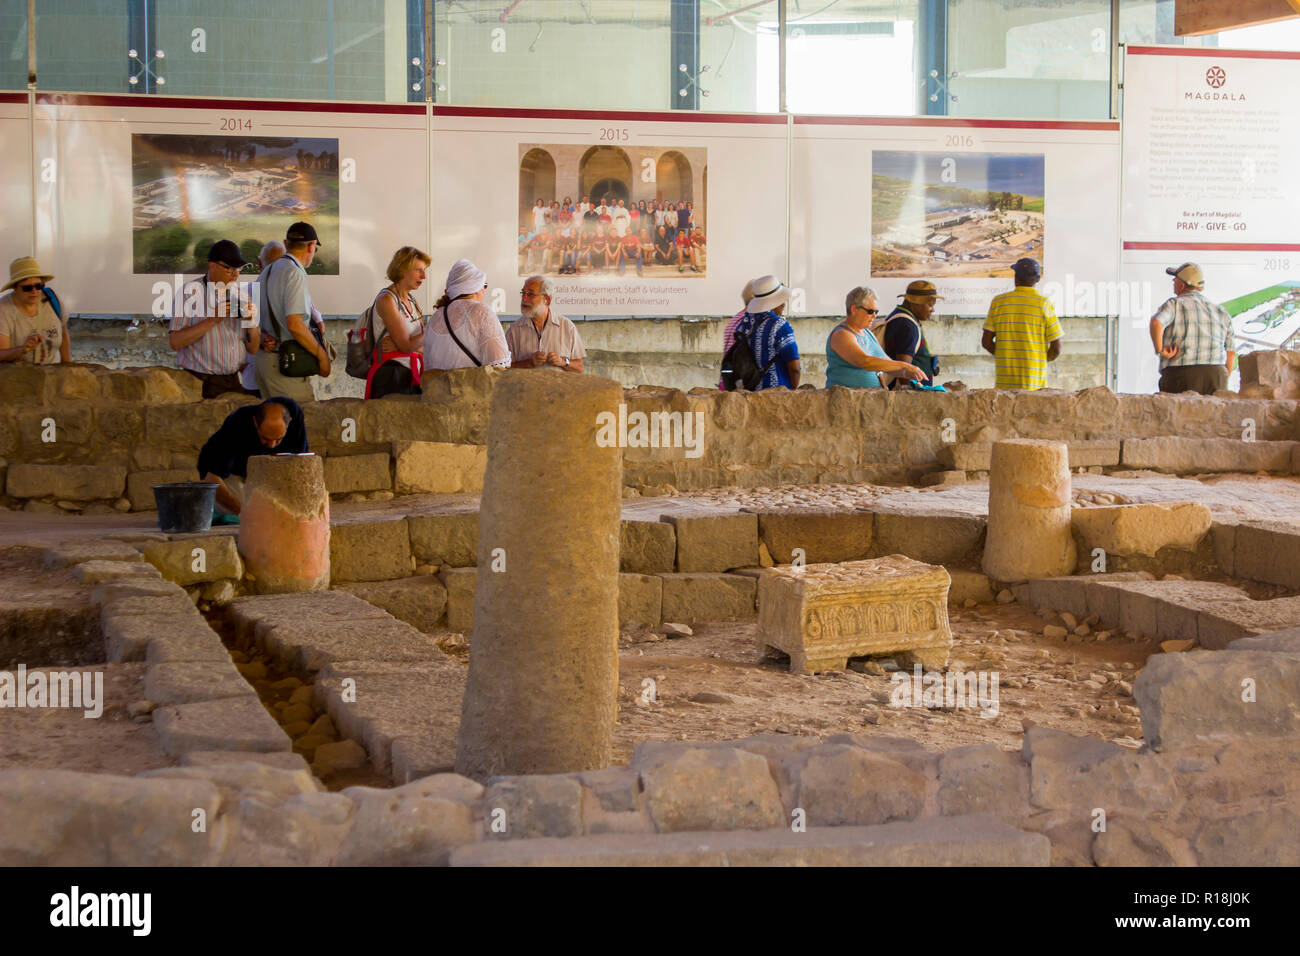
[
  {"xmin": 239, "ymin": 453, "xmax": 330, "ymax": 594},
  {"xmin": 758, "ymin": 556, "xmax": 951, "ymax": 673},
  {"xmin": 751, "ymin": 510, "xmax": 874, "ymax": 566},
  {"xmin": 639, "ymin": 746, "xmax": 785, "ymax": 833},
  {"xmin": 1134, "ymin": 650, "xmax": 1300, "ymax": 750},
  {"xmin": 983, "ymin": 440, "xmax": 1075, "ymax": 582},
  {"xmin": 457, "ymin": 372, "xmax": 623, "ymax": 780},
  {"xmin": 140, "ymin": 535, "xmax": 243, "ymax": 586},
  {"xmin": 662, "ymin": 512, "xmax": 759, "ymax": 572},
  {"xmin": 1071, "ymin": 501, "xmax": 1211, "ymax": 558},
  {"xmin": 0, "ymin": 769, "xmax": 222, "ymax": 866},
  {"xmin": 658, "ymin": 572, "xmax": 756, "ymax": 624},
  {"xmin": 774, "ymin": 743, "xmax": 925, "ymax": 827},
  {"xmin": 619, "ymin": 519, "xmax": 677, "ymax": 574}
]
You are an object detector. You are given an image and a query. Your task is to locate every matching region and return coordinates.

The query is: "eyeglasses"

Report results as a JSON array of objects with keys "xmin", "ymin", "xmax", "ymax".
[
  {"xmin": 18, "ymin": 282, "xmax": 44, "ymax": 292},
  {"xmin": 856, "ymin": 305, "xmax": 879, "ymax": 315},
  {"xmin": 520, "ymin": 290, "xmax": 544, "ymax": 297}
]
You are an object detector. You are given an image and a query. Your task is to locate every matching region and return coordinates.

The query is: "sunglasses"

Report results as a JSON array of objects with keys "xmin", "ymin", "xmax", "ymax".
[
  {"xmin": 18, "ymin": 282, "xmax": 45, "ymax": 292},
  {"xmin": 857, "ymin": 305, "xmax": 879, "ymax": 315}
]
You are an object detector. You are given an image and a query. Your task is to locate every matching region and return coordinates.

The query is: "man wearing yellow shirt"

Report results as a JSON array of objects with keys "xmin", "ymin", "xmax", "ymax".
[{"xmin": 981, "ymin": 258, "xmax": 1062, "ymax": 389}]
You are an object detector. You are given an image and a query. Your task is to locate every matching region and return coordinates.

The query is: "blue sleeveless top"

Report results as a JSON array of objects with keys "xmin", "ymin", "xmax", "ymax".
[{"xmin": 825, "ymin": 322, "xmax": 887, "ymax": 389}]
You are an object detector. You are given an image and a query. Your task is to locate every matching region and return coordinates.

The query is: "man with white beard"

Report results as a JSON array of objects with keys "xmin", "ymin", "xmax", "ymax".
[{"xmin": 505, "ymin": 274, "xmax": 586, "ymax": 372}]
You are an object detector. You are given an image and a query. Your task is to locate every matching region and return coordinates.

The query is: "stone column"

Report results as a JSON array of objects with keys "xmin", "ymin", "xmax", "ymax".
[
  {"xmin": 456, "ymin": 371, "xmax": 623, "ymax": 780},
  {"xmin": 982, "ymin": 439, "xmax": 1076, "ymax": 582},
  {"xmin": 238, "ymin": 454, "xmax": 330, "ymax": 594}
]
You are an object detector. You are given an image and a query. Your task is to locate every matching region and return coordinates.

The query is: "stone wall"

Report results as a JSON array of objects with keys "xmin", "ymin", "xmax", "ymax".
[{"xmin": 2, "ymin": 363, "xmax": 1297, "ymax": 512}]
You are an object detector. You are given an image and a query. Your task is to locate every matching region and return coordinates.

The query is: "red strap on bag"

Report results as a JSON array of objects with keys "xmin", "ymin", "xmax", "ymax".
[{"xmin": 364, "ymin": 350, "xmax": 423, "ymax": 398}]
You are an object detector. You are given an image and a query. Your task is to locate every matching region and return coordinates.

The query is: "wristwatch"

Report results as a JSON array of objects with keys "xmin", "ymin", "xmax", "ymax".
[{"xmin": 563, "ymin": 356, "xmax": 570, "ymax": 367}]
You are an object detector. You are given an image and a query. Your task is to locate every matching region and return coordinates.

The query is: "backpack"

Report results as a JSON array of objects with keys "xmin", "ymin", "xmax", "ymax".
[
  {"xmin": 43, "ymin": 287, "xmax": 63, "ymax": 322},
  {"xmin": 720, "ymin": 319, "xmax": 777, "ymax": 391},
  {"xmin": 345, "ymin": 289, "xmax": 396, "ymax": 379}
]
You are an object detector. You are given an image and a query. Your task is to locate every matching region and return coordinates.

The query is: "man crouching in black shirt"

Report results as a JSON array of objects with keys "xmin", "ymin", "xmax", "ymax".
[{"xmin": 196, "ymin": 397, "xmax": 308, "ymax": 516}]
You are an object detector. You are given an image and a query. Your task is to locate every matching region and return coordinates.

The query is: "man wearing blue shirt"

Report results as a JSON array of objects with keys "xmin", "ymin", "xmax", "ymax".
[{"xmin": 731, "ymin": 275, "xmax": 801, "ymax": 390}]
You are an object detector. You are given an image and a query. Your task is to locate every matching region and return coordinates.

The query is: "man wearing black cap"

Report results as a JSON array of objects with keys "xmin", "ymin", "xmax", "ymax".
[
  {"xmin": 255, "ymin": 221, "xmax": 331, "ymax": 402},
  {"xmin": 981, "ymin": 257, "xmax": 1063, "ymax": 390},
  {"xmin": 882, "ymin": 279, "xmax": 942, "ymax": 388},
  {"xmin": 168, "ymin": 239, "xmax": 260, "ymax": 398},
  {"xmin": 1148, "ymin": 262, "xmax": 1236, "ymax": 395}
]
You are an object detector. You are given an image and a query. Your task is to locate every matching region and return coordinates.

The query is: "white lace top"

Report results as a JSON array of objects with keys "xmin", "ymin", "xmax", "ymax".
[{"xmin": 422, "ymin": 298, "xmax": 512, "ymax": 371}]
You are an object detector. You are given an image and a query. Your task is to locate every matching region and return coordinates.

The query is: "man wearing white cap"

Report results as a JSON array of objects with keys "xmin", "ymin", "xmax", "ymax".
[
  {"xmin": 0, "ymin": 257, "xmax": 69, "ymax": 365},
  {"xmin": 1148, "ymin": 262, "xmax": 1235, "ymax": 395},
  {"xmin": 423, "ymin": 259, "xmax": 512, "ymax": 372},
  {"xmin": 726, "ymin": 275, "xmax": 801, "ymax": 390}
]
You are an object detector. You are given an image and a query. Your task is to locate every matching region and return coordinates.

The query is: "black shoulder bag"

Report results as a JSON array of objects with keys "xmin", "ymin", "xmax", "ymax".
[
  {"xmin": 266, "ymin": 258, "xmax": 324, "ymax": 378},
  {"xmin": 444, "ymin": 301, "xmax": 482, "ymax": 367}
]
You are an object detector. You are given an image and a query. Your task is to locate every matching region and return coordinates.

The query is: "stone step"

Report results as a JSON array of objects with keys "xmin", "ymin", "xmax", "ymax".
[
  {"xmin": 450, "ymin": 815, "xmax": 1049, "ymax": 866},
  {"xmin": 313, "ymin": 660, "xmax": 464, "ymax": 775},
  {"xmin": 1120, "ymin": 437, "xmax": 1298, "ymax": 474}
]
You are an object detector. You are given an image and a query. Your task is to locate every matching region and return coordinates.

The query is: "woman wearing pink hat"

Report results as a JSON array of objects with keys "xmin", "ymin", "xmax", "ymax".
[{"xmin": 0, "ymin": 257, "xmax": 69, "ymax": 365}]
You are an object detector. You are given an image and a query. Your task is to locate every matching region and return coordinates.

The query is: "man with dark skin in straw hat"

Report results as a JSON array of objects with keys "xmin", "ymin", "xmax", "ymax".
[{"xmin": 881, "ymin": 279, "xmax": 942, "ymax": 388}]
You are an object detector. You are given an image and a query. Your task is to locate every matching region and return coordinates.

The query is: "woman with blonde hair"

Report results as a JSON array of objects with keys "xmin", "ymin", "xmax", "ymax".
[
  {"xmin": 422, "ymin": 259, "xmax": 512, "ymax": 372},
  {"xmin": 365, "ymin": 245, "xmax": 430, "ymax": 398}
]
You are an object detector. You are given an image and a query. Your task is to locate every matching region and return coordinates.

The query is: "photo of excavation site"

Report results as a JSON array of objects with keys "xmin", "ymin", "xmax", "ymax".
[
  {"xmin": 871, "ymin": 151, "xmax": 1045, "ymax": 278},
  {"xmin": 131, "ymin": 133, "xmax": 340, "ymax": 275},
  {"xmin": 1223, "ymin": 281, "xmax": 1300, "ymax": 347}
]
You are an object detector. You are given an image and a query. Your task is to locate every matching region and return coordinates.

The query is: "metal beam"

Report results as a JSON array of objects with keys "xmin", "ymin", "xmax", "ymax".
[
  {"xmin": 919, "ymin": 0, "xmax": 947, "ymax": 116},
  {"xmin": 671, "ymin": 0, "xmax": 699, "ymax": 110}
]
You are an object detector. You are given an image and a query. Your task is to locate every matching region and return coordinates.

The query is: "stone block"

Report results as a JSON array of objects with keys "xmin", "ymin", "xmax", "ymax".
[
  {"xmin": 103, "ymin": 610, "xmax": 206, "ymax": 663},
  {"xmin": 1024, "ymin": 728, "xmax": 1175, "ymax": 812},
  {"xmin": 774, "ymin": 743, "xmax": 925, "ymax": 826},
  {"xmin": 6, "ymin": 463, "xmax": 126, "ymax": 500},
  {"xmin": 144, "ymin": 619, "xmax": 231, "ymax": 663},
  {"xmin": 139, "ymin": 760, "xmax": 320, "ymax": 802},
  {"xmin": 753, "ymin": 511, "xmax": 874, "ymax": 565},
  {"xmin": 619, "ymin": 519, "xmax": 677, "ymax": 574},
  {"xmin": 182, "ymin": 750, "xmax": 312, "ymax": 773},
  {"xmin": 1227, "ymin": 627, "xmax": 1300, "ymax": 653},
  {"xmin": 323, "ymin": 453, "xmax": 392, "ymax": 494},
  {"xmin": 1194, "ymin": 806, "xmax": 1300, "ymax": 866},
  {"xmin": 441, "ymin": 567, "xmax": 477, "ymax": 632},
  {"xmin": 937, "ymin": 745, "xmax": 1031, "ymax": 823},
  {"xmin": 334, "ymin": 777, "xmax": 480, "ymax": 866},
  {"xmin": 1232, "ymin": 520, "xmax": 1300, "ymax": 589},
  {"xmin": 936, "ymin": 442, "xmax": 991, "ymax": 471},
  {"xmin": 640, "ymin": 746, "xmax": 785, "ymax": 832},
  {"xmin": 43, "ymin": 540, "xmax": 144, "ymax": 568},
  {"xmin": 222, "ymin": 790, "xmax": 354, "ymax": 866},
  {"xmin": 618, "ymin": 573, "xmax": 662, "ymax": 626},
  {"xmin": 758, "ymin": 556, "xmax": 951, "ymax": 673},
  {"xmin": 1092, "ymin": 816, "xmax": 1188, "ymax": 867},
  {"xmin": 450, "ymin": 816, "xmax": 1050, "ymax": 867},
  {"xmin": 392, "ymin": 441, "xmax": 486, "ymax": 495},
  {"xmin": 73, "ymin": 560, "xmax": 160, "ymax": 586},
  {"xmin": 226, "ymin": 590, "xmax": 394, "ymax": 646},
  {"xmin": 338, "ymin": 576, "xmax": 448, "ymax": 632},
  {"xmin": 329, "ymin": 519, "xmax": 413, "ymax": 583},
  {"xmin": 872, "ymin": 511, "xmax": 986, "ymax": 568},
  {"xmin": 1072, "ymin": 501, "xmax": 1211, "ymax": 558},
  {"xmin": 658, "ymin": 573, "xmax": 756, "ymax": 624},
  {"xmin": 408, "ymin": 512, "xmax": 479, "ymax": 567},
  {"xmin": 0, "ymin": 769, "xmax": 221, "ymax": 866},
  {"xmin": 483, "ymin": 775, "xmax": 584, "ymax": 840},
  {"xmin": 152, "ymin": 696, "xmax": 291, "ymax": 756},
  {"xmin": 1196, "ymin": 596, "xmax": 1300, "ymax": 648},
  {"xmin": 126, "ymin": 469, "xmax": 195, "ymax": 512},
  {"xmin": 946, "ymin": 570, "xmax": 994, "ymax": 604},
  {"xmin": 1134, "ymin": 650, "xmax": 1300, "ymax": 751},
  {"xmin": 662, "ymin": 513, "xmax": 759, "ymax": 572},
  {"xmin": 144, "ymin": 660, "xmax": 257, "ymax": 706},
  {"xmin": 260, "ymin": 617, "xmax": 446, "ymax": 674},
  {"xmin": 1120, "ymin": 437, "xmax": 1297, "ymax": 474},
  {"xmin": 1238, "ymin": 348, "xmax": 1300, "ymax": 392},
  {"xmin": 1067, "ymin": 440, "xmax": 1122, "ymax": 468},
  {"xmin": 140, "ymin": 535, "xmax": 243, "ymax": 586}
]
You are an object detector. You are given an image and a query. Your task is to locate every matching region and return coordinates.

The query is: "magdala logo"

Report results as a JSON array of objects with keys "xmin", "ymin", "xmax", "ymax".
[{"xmin": 1206, "ymin": 65, "xmax": 1226, "ymax": 89}]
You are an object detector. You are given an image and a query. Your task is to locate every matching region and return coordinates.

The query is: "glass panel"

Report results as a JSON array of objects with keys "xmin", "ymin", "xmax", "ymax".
[
  {"xmin": 434, "ymin": 0, "xmax": 676, "ymax": 111},
  {"xmin": 701, "ymin": 0, "xmax": 777, "ymax": 113},
  {"xmin": 947, "ymin": 0, "xmax": 1111, "ymax": 119},
  {"xmin": 35, "ymin": 0, "xmax": 410, "ymax": 101},
  {"xmin": 761, "ymin": 0, "xmax": 921, "ymax": 115},
  {"xmin": 0, "ymin": 0, "xmax": 27, "ymax": 91}
]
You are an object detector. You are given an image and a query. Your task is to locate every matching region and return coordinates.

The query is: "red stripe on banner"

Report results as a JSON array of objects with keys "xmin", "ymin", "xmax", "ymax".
[
  {"xmin": 793, "ymin": 115, "xmax": 1119, "ymax": 131},
  {"xmin": 431, "ymin": 104, "xmax": 789, "ymax": 125},
  {"xmin": 1123, "ymin": 241, "xmax": 1300, "ymax": 251},
  {"xmin": 1126, "ymin": 45, "xmax": 1300, "ymax": 61},
  {"xmin": 0, "ymin": 92, "xmax": 27, "ymax": 104},
  {"xmin": 34, "ymin": 93, "xmax": 426, "ymax": 115}
]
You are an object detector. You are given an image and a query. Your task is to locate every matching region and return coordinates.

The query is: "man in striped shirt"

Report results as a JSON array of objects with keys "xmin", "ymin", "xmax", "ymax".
[
  {"xmin": 981, "ymin": 257, "xmax": 1062, "ymax": 389},
  {"xmin": 1148, "ymin": 262, "xmax": 1236, "ymax": 395},
  {"xmin": 170, "ymin": 239, "xmax": 260, "ymax": 398}
]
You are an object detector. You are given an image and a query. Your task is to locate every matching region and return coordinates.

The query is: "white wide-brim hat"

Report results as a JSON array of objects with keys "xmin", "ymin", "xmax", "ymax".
[{"xmin": 746, "ymin": 275, "xmax": 789, "ymax": 314}]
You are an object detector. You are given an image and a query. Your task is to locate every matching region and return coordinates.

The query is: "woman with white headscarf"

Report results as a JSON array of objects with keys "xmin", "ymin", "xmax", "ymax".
[{"xmin": 422, "ymin": 258, "xmax": 512, "ymax": 372}]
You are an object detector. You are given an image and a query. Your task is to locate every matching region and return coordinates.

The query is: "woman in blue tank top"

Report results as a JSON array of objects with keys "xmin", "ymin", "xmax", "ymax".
[{"xmin": 826, "ymin": 287, "xmax": 926, "ymax": 389}]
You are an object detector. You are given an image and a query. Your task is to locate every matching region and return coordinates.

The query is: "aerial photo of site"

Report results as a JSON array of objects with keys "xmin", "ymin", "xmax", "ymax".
[
  {"xmin": 871, "ymin": 150, "xmax": 1045, "ymax": 278},
  {"xmin": 1223, "ymin": 281, "xmax": 1300, "ymax": 348},
  {"xmin": 131, "ymin": 134, "xmax": 339, "ymax": 275}
]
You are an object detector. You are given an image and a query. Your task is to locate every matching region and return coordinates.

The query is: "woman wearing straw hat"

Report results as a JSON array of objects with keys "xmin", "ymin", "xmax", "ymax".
[{"xmin": 0, "ymin": 257, "xmax": 69, "ymax": 365}]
